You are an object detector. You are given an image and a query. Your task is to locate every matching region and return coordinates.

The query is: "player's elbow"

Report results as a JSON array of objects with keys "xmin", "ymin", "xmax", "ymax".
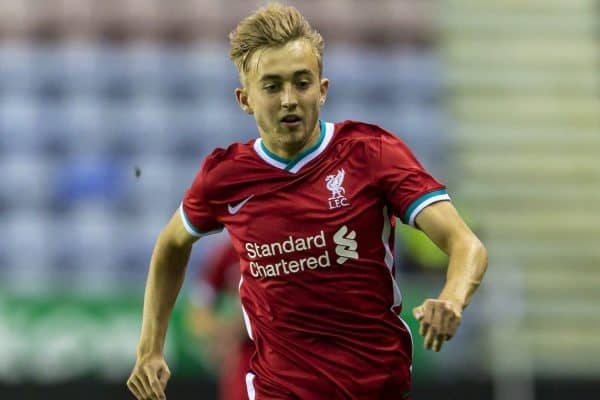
[
  {"xmin": 449, "ymin": 232, "xmax": 488, "ymax": 273},
  {"xmin": 471, "ymin": 237, "xmax": 488, "ymax": 275}
]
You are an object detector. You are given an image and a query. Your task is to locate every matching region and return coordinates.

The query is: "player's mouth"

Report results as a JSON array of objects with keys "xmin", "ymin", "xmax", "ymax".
[{"xmin": 280, "ymin": 114, "xmax": 302, "ymax": 128}]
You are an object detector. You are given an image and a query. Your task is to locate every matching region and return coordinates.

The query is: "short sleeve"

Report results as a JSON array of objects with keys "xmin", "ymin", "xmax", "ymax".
[
  {"xmin": 375, "ymin": 130, "xmax": 450, "ymax": 227},
  {"xmin": 180, "ymin": 160, "xmax": 224, "ymax": 237}
]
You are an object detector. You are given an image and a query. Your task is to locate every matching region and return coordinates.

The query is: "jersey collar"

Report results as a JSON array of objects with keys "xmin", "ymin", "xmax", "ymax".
[{"xmin": 253, "ymin": 120, "xmax": 334, "ymax": 173}]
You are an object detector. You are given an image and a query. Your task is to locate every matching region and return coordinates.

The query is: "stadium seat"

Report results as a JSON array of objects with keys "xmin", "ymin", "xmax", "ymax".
[
  {"xmin": 326, "ymin": 45, "xmax": 398, "ymax": 104},
  {"xmin": 124, "ymin": 155, "xmax": 181, "ymax": 214},
  {"xmin": 94, "ymin": 45, "xmax": 137, "ymax": 102},
  {"xmin": 0, "ymin": 43, "xmax": 36, "ymax": 95},
  {"xmin": 48, "ymin": 206, "xmax": 122, "ymax": 292},
  {"xmin": 112, "ymin": 213, "xmax": 170, "ymax": 283},
  {"xmin": 127, "ymin": 43, "xmax": 162, "ymax": 93},
  {"xmin": 157, "ymin": 46, "xmax": 205, "ymax": 103},
  {"xmin": 172, "ymin": 159, "xmax": 203, "ymax": 192},
  {"xmin": 35, "ymin": 99, "xmax": 72, "ymax": 157},
  {"xmin": 0, "ymin": 155, "xmax": 56, "ymax": 210},
  {"xmin": 392, "ymin": 49, "xmax": 444, "ymax": 103},
  {"xmin": 2, "ymin": 211, "xmax": 52, "ymax": 292},
  {"xmin": 102, "ymin": 96, "xmax": 171, "ymax": 156},
  {"xmin": 29, "ymin": 44, "xmax": 71, "ymax": 102},
  {"xmin": 190, "ymin": 41, "xmax": 240, "ymax": 94},
  {"xmin": 51, "ymin": 155, "xmax": 128, "ymax": 213},
  {"xmin": 59, "ymin": 44, "xmax": 101, "ymax": 95},
  {"xmin": 0, "ymin": 95, "xmax": 42, "ymax": 153},
  {"xmin": 167, "ymin": 98, "xmax": 252, "ymax": 155},
  {"xmin": 59, "ymin": 95, "xmax": 106, "ymax": 156}
]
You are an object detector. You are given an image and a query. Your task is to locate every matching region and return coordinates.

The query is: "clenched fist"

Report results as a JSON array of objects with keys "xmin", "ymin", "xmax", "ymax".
[
  {"xmin": 127, "ymin": 354, "xmax": 171, "ymax": 400},
  {"xmin": 413, "ymin": 299, "xmax": 462, "ymax": 352}
]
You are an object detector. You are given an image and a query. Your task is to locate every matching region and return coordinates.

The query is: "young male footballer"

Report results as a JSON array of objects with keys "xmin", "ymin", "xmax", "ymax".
[{"xmin": 127, "ymin": 3, "xmax": 488, "ymax": 399}]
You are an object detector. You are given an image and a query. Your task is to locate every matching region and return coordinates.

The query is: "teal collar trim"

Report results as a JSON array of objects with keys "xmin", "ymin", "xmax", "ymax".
[{"xmin": 259, "ymin": 120, "xmax": 326, "ymax": 171}]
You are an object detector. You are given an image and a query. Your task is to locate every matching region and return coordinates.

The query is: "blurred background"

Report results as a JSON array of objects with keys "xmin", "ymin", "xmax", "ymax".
[{"xmin": 0, "ymin": 0, "xmax": 598, "ymax": 399}]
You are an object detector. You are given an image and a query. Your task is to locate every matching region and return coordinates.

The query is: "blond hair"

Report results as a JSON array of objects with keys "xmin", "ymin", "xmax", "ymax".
[{"xmin": 229, "ymin": 2, "xmax": 324, "ymax": 82}]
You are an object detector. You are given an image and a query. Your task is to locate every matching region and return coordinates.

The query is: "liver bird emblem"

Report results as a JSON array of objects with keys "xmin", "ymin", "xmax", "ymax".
[{"xmin": 326, "ymin": 169, "xmax": 346, "ymax": 199}]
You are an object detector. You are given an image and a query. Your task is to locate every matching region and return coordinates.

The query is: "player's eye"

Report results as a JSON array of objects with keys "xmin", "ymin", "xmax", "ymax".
[
  {"xmin": 263, "ymin": 83, "xmax": 279, "ymax": 92},
  {"xmin": 296, "ymin": 80, "xmax": 311, "ymax": 90}
]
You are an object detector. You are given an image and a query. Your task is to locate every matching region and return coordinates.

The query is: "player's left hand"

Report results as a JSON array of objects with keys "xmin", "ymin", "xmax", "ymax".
[{"xmin": 413, "ymin": 299, "xmax": 462, "ymax": 352}]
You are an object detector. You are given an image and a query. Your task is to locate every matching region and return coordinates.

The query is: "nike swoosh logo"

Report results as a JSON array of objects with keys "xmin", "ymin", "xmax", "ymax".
[{"xmin": 227, "ymin": 195, "xmax": 254, "ymax": 214}]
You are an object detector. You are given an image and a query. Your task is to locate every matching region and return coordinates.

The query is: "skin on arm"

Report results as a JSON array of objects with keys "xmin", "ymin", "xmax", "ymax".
[
  {"xmin": 411, "ymin": 200, "xmax": 488, "ymax": 352},
  {"xmin": 127, "ymin": 210, "xmax": 200, "ymax": 400}
]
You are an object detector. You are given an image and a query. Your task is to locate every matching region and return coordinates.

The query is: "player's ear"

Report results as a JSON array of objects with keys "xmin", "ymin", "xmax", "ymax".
[
  {"xmin": 319, "ymin": 78, "xmax": 329, "ymax": 106},
  {"xmin": 235, "ymin": 87, "xmax": 254, "ymax": 115}
]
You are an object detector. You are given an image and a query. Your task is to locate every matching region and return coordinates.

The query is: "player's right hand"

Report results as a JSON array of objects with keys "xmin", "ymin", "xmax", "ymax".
[
  {"xmin": 412, "ymin": 298, "xmax": 462, "ymax": 352},
  {"xmin": 127, "ymin": 353, "xmax": 170, "ymax": 400}
]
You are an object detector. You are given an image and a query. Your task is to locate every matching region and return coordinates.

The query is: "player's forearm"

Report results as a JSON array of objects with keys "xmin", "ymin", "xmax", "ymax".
[
  {"xmin": 438, "ymin": 235, "xmax": 488, "ymax": 310},
  {"xmin": 137, "ymin": 232, "xmax": 192, "ymax": 357}
]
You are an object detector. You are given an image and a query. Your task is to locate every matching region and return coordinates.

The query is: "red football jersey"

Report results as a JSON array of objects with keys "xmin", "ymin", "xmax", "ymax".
[{"xmin": 181, "ymin": 120, "xmax": 450, "ymax": 399}]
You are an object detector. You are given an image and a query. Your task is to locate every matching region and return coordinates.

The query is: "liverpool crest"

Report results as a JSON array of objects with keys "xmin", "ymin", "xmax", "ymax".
[{"xmin": 325, "ymin": 169, "xmax": 350, "ymax": 209}]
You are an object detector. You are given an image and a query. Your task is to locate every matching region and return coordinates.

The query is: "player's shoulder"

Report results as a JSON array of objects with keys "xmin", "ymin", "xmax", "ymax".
[
  {"xmin": 334, "ymin": 120, "xmax": 399, "ymax": 141},
  {"xmin": 193, "ymin": 139, "xmax": 259, "ymax": 195},
  {"xmin": 201, "ymin": 139, "xmax": 257, "ymax": 175},
  {"xmin": 332, "ymin": 119, "xmax": 407, "ymax": 150}
]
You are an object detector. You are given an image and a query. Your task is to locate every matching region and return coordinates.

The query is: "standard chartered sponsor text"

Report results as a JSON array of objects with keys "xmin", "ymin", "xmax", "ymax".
[{"xmin": 246, "ymin": 230, "xmax": 333, "ymax": 278}]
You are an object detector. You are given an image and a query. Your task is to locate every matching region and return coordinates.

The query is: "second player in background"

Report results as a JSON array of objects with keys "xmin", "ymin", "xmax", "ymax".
[{"xmin": 187, "ymin": 235, "xmax": 251, "ymax": 400}]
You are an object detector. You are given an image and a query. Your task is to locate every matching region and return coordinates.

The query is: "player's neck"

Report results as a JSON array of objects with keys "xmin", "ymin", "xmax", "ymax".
[{"xmin": 263, "ymin": 122, "xmax": 321, "ymax": 161}]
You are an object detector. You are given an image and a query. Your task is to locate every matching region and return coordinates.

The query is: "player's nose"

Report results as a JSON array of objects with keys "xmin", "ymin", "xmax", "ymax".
[{"xmin": 281, "ymin": 84, "xmax": 298, "ymax": 109}]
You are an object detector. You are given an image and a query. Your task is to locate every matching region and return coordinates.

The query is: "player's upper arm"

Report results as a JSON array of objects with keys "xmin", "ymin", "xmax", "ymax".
[
  {"xmin": 159, "ymin": 208, "xmax": 201, "ymax": 249},
  {"xmin": 414, "ymin": 201, "xmax": 480, "ymax": 255}
]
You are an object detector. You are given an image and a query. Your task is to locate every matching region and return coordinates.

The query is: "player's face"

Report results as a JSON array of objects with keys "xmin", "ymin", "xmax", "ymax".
[{"xmin": 236, "ymin": 39, "xmax": 329, "ymax": 159}]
